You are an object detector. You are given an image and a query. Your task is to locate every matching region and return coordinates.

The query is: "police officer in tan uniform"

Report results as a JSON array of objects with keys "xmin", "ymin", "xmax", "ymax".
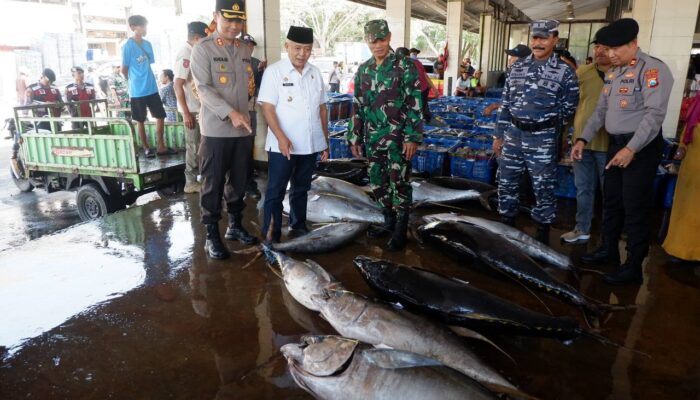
[
  {"xmin": 191, "ymin": 0, "xmax": 258, "ymax": 259},
  {"xmin": 572, "ymin": 18, "xmax": 673, "ymax": 285}
]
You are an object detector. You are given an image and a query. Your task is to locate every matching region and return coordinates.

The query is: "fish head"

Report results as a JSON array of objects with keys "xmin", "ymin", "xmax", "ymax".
[
  {"xmin": 311, "ymin": 288, "xmax": 365, "ymax": 324},
  {"xmin": 352, "ymin": 256, "xmax": 391, "ymax": 282}
]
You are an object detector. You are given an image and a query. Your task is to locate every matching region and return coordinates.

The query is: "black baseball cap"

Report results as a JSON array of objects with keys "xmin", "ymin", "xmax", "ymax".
[
  {"xmin": 188, "ymin": 21, "xmax": 208, "ymax": 38},
  {"xmin": 505, "ymin": 44, "xmax": 531, "ymax": 58}
]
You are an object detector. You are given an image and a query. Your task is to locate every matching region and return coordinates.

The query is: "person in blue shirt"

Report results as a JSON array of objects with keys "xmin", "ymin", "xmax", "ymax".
[{"xmin": 121, "ymin": 15, "xmax": 175, "ymax": 158}]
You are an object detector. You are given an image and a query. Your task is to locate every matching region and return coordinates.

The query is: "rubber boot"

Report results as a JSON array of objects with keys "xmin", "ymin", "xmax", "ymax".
[
  {"xmin": 367, "ymin": 209, "xmax": 396, "ymax": 239},
  {"xmin": 225, "ymin": 213, "xmax": 259, "ymax": 245},
  {"xmin": 603, "ymin": 263, "xmax": 643, "ymax": 285},
  {"xmin": 387, "ymin": 212, "xmax": 409, "ymax": 251},
  {"xmin": 581, "ymin": 237, "xmax": 620, "ymax": 266},
  {"xmin": 534, "ymin": 222, "xmax": 550, "ymax": 246},
  {"xmin": 205, "ymin": 223, "xmax": 229, "ymax": 260},
  {"xmin": 500, "ymin": 215, "xmax": 516, "ymax": 227}
]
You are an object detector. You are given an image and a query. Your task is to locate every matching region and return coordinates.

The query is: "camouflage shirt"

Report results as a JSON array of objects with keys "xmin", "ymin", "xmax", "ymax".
[
  {"xmin": 348, "ymin": 52, "xmax": 423, "ymax": 146},
  {"xmin": 495, "ymin": 52, "xmax": 579, "ymax": 138}
]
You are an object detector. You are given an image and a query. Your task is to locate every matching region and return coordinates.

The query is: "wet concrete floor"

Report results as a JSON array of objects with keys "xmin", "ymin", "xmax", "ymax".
[{"xmin": 1, "ymin": 176, "xmax": 700, "ymax": 400}]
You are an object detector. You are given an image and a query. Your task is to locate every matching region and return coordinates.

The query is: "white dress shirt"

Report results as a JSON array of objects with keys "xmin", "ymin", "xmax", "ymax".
[{"xmin": 257, "ymin": 58, "xmax": 328, "ymax": 155}]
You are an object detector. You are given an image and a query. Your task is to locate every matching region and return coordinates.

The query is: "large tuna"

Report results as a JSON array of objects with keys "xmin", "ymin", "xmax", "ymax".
[
  {"xmin": 283, "ymin": 192, "xmax": 383, "ymax": 224},
  {"xmin": 270, "ymin": 222, "xmax": 368, "ymax": 253},
  {"xmin": 310, "ymin": 176, "xmax": 377, "ymax": 208}
]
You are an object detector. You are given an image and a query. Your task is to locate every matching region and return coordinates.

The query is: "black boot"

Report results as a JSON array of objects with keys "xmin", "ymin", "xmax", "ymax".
[
  {"xmin": 500, "ymin": 215, "xmax": 516, "ymax": 227},
  {"xmin": 367, "ymin": 209, "xmax": 396, "ymax": 238},
  {"xmin": 534, "ymin": 222, "xmax": 550, "ymax": 245},
  {"xmin": 205, "ymin": 223, "xmax": 229, "ymax": 260},
  {"xmin": 387, "ymin": 212, "xmax": 409, "ymax": 251},
  {"xmin": 603, "ymin": 263, "xmax": 643, "ymax": 285},
  {"xmin": 581, "ymin": 239, "xmax": 620, "ymax": 266},
  {"xmin": 225, "ymin": 213, "xmax": 259, "ymax": 245}
]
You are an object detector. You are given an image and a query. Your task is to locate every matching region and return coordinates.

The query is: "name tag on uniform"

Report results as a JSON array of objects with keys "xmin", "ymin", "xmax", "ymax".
[
  {"xmin": 213, "ymin": 57, "xmax": 228, "ymax": 62},
  {"xmin": 283, "ymin": 83, "xmax": 294, "ymax": 87}
]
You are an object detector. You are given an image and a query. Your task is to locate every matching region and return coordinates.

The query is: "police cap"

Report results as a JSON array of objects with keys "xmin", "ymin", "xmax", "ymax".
[
  {"xmin": 241, "ymin": 33, "xmax": 257, "ymax": 45},
  {"xmin": 216, "ymin": 0, "xmax": 246, "ymax": 20},
  {"xmin": 364, "ymin": 19, "xmax": 390, "ymax": 42},
  {"xmin": 70, "ymin": 66, "xmax": 84, "ymax": 73},
  {"xmin": 595, "ymin": 18, "xmax": 639, "ymax": 47},
  {"xmin": 188, "ymin": 21, "xmax": 208, "ymax": 38},
  {"xmin": 530, "ymin": 19, "xmax": 559, "ymax": 38}
]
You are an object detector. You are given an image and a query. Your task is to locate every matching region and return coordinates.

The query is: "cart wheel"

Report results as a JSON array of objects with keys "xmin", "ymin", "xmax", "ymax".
[
  {"xmin": 77, "ymin": 183, "xmax": 111, "ymax": 221},
  {"xmin": 10, "ymin": 161, "xmax": 34, "ymax": 193}
]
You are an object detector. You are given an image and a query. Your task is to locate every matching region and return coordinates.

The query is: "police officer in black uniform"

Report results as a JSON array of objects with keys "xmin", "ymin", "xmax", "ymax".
[{"xmin": 572, "ymin": 19, "xmax": 673, "ymax": 285}]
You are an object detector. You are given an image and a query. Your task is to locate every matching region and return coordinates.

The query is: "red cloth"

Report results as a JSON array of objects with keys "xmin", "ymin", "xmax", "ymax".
[
  {"xmin": 683, "ymin": 95, "xmax": 700, "ymax": 144},
  {"xmin": 411, "ymin": 59, "xmax": 429, "ymax": 91}
]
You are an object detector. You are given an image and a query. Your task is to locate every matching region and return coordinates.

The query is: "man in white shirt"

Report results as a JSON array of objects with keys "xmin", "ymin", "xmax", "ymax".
[{"xmin": 258, "ymin": 26, "xmax": 330, "ymax": 243}]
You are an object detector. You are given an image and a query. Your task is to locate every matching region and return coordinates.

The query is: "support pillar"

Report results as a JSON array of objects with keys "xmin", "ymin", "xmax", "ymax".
[
  {"xmin": 626, "ymin": 0, "xmax": 700, "ymax": 136},
  {"xmin": 479, "ymin": 13, "xmax": 493, "ymax": 87},
  {"xmin": 386, "ymin": 0, "xmax": 411, "ymax": 49},
  {"xmin": 246, "ymin": 0, "xmax": 281, "ymax": 162},
  {"xmin": 445, "ymin": 0, "xmax": 465, "ymax": 95}
]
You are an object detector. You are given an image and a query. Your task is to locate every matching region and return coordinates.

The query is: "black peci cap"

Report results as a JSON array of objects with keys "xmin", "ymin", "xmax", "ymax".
[
  {"xmin": 217, "ymin": 0, "xmax": 246, "ymax": 20},
  {"xmin": 595, "ymin": 18, "xmax": 639, "ymax": 47},
  {"xmin": 287, "ymin": 26, "xmax": 313, "ymax": 45}
]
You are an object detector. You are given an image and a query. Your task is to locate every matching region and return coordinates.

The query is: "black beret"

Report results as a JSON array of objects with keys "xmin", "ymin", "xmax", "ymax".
[
  {"xmin": 396, "ymin": 47, "xmax": 410, "ymax": 57},
  {"xmin": 287, "ymin": 26, "xmax": 313, "ymax": 45},
  {"xmin": 596, "ymin": 18, "xmax": 639, "ymax": 47},
  {"xmin": 42, "ymin": 68, "xmax": 56, "ymax": 83}
]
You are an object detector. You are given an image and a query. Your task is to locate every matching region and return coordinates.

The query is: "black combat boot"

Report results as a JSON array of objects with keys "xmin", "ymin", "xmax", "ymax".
[
  {"xmin": 224, "ymin": 213, "xmax": 259, "ymax": 245},
  {"xmin": 367, "ymin": 209, "xmax": 396, "ymax": 239},
  {"xmin": 534, "ymin": 222, "xmax": 550, "ymax": 246},
  {"xmin": 205, "ymin": 223, "xmax": 229, "ymax": 260},
  {"xmin": 387, "ymin": 212, "xmax": 409, "ymax": 251},
  {"xmin": 580, "ymin": 237, "xmax": 620, "ymax": 266},
  {"xmin": 603, "ymin": 263, "xmax": 643, "ymax": 285},
  {"xmin": 500, "ymin": 215, "xmax": 516, "ymax": 227}
]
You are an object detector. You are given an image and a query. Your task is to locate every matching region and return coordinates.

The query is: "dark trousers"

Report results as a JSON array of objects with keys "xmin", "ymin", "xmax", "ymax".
[
  {"xmin": 199, "ymin": 135, "xmax": 253, "ymax": 224},
  {"xmin": 262, "ymin": 151, "xmax": 317, "ymax": 239},
  {"xmin": 329, "ymin": 83, "xmax": 340, "ymax": 93},
  {"xmin": 603, "ymin": 133, "xmax": 663, "ymax": 266},
  {"xmin": 246, "ymin": 110, "xmax": 258, "ymax": 191}
]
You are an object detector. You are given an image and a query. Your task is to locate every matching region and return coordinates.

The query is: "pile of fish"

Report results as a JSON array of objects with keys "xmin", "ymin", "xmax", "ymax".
[{"xmin": 263, "ymin": 245, "xmax": 533, "ymax": 399}]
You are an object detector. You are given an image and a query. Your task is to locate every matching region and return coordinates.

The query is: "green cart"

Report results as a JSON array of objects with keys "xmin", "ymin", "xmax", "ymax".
[{"xmin": 10, "ymin": 100, "xmax": 187, "ymax": 221}]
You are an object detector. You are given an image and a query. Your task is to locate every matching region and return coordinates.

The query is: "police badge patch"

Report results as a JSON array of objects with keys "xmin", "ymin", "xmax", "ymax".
[{"xmin": 645, "ymin": 69, "xmax": 659, "ymax": 88}]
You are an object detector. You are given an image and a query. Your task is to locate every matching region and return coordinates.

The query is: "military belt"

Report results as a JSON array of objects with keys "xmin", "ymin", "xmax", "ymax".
[{"xmin": 511, "ymin": 117, "xmax": 558, "ymax": 132}]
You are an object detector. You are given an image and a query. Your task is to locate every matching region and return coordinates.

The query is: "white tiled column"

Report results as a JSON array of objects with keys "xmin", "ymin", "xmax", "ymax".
[
  {"xmin": 386, "ymin": 0, "xmax": 411, "ymax": 50},
  {"xmin": 627, "ymin": 0, "xmax": 700, "ymax": 137},
  {"xmin": 247, "ymin": 0, "xmax": 281, "ymax": 162},
  {"xmin": 445, "ymin": 0, "xmax": 465, "ymax": 95},
  {"xmin": 479, "ymin": 13, "xmax": 493, "ymax": 88}
]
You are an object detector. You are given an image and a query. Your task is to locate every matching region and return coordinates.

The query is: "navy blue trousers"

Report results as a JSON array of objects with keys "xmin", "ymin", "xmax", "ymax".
[{"xmin": 262, "ymin": 151, "xmax": 317, "ymax": 240}]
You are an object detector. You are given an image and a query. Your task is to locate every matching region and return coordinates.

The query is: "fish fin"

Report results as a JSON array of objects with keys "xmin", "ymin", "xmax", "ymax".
[
  {"xmin": 241, "ymin": 252, "xmax": 262, "ymax": 270},
  {"xmin": 490, "ymin": 265, "xmax": 554, "ymax": 316},
  {"xmin": 373, "ymin": 343, "xmax": 393, "ymax": 350},
  {"xmin": 481, "ymin": 383, "xmax": 541, "ymax": 400},
  {"xmin": 233, "ymin": 246, "xmax": 262, "ymax": 255},
  {"xmin": 577, "ymin": 266, "xmax": 606, "ymax": 276},
  {"xmin": 363, "ymin": 349, "xmax": 443, "ymax": 369},
  {"xmin": 448, "ymin": 325, "xmax": 516, "ymax": 364},
  {"xmin": 479, "ymin": 189, "xmax": 497, "ymax": 211},
  {"xmin": 579, "ymin": 330, "xmax": 651, "ymax": 358},
  {"xmin": 264, "ymin": 259, "xmax": 284, "ymax": 280}
]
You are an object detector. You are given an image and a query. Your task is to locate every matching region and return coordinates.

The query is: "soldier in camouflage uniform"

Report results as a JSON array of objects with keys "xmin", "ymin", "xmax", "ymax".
[
  {"xmin": 494, "ymin": 19, "xmax": 579, "ymax": 244},
  {"xmin": 348, "ymin": 19, "xmax": 423, "ymax": 251}
]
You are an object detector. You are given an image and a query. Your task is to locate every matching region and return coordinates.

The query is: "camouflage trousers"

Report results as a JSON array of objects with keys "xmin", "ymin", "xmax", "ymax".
[
  {"xmin": 366, "ymin": 137, "xmax": 412, "ymax": 212},
  {"xmin": 497, "ymin": 126, "xmax": 558, "ymax": 224}
]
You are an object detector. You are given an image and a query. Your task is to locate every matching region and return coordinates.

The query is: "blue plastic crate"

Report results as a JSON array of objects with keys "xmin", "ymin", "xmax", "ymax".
[
  {"xmin": 449, "ymin": 143, "xmax": 497, "ymax": 184},
  {"xmin": 412, "ymin": 137, "xmax": 462, "ymax": 175},
  {"xmin": 329, "ymin": 136, "xmax": 352, "ymax": 159},
  {"xmin": 554, "ymin": 164, "xmax": 576, "ymax": 199}
]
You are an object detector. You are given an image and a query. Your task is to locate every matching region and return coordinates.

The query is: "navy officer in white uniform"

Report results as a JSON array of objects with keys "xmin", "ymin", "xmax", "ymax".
[{"xmin": 258, "ymin": 26, "xmax": 329, "ymax": 244}]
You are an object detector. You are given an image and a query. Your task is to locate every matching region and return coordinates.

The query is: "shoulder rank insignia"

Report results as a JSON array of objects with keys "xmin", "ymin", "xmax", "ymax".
[
  {"xmin": 216, "ymin": 38, "xmax": 224, "ymax": 47},
  {"xmin": 624, "ymin": 72, "xmax": 635, "ymax": 78},
  {"xmin": 629, "ymin": 59, "xmax": 637, "ymax": 67},
  {"xmin": 645, "ymin": 69, "xmax": 659, "ymax": 88}
]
